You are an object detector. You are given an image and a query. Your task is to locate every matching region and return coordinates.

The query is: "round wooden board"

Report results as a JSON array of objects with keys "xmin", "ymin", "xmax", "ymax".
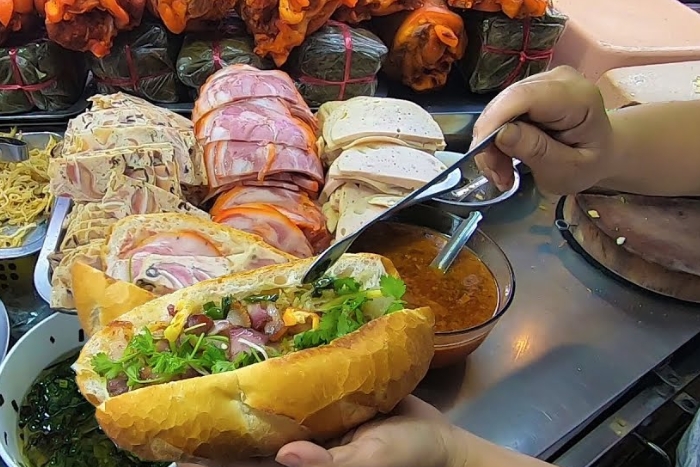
[{"xmin": 560, "ymin": 195, "xmax": 700, "ymax": 303}]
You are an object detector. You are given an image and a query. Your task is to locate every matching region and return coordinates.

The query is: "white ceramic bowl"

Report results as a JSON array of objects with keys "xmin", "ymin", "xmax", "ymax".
[{"xmin": 0, "ymin": 312, "xmax": 84, "ymax": 467}]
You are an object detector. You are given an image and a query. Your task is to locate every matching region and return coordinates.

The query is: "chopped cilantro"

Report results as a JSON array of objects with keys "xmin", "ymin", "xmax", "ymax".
[
  {"xmin": 333, "ymin": 277, "xmax": 361, "ymax": 295},
  {"xmin": 93, "ymin": 275, "xmax": 409, "ymax": 389},
  {"xmin": 380, "ymin": 275, "xmax": 406, "ymax": 299},
  {"xmin": 211, "ymin": 350, "xmax": 263, "ymax": 374},
  {"xmin": 91, "ymin": 325, "xmax": 267, "ymax": 388}
]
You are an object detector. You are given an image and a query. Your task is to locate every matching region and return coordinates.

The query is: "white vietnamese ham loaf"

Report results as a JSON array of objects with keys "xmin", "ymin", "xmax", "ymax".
[
  {"xmin": 317, "ymin": 97, "xmax": 446, "ymax": 163},
  {"xmin": 323, "ymin": 184, "xmax": 400, "ymax": 241},
  {"xmin": 321, "ymin": 144, "xmax": 447, "ymax": 242},
  {"xmin": 320, "ymin": 144, "xmax": 448, "ymax": 203}
]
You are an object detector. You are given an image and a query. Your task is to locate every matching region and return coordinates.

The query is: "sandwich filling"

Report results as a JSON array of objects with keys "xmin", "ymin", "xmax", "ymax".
[{"xmin": 92, "ymin": 274, "xmax": 407, "ymax": 396}]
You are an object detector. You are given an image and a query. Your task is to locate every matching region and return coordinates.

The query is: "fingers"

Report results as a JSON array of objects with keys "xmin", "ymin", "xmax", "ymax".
[
  {"xmin": 277, "ymin": 441, "xmax": 333, "ymax": 467},
  {"xmin": 278, "ymin": 437, "xmax": 401, "ymax": 467},
  {"xmin": 495, "ymin": 121, "xmax": 601, "ymax": 194},
  {"xmin": 473, "ymin": 66, "xmax": 597, "ymax": 144}
]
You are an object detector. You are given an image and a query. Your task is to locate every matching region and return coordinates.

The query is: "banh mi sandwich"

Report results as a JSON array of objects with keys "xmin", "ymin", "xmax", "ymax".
[
  {"xmin": 74, "ymin": 253, "xmax": 434, "ymax": 463},
  {"xmin": 103, "ymin": 213, "xmax": 296, "ymax": 296},
  {"xmin": 72, "ymin": 261, "xmax": 157, "ymax": 337},
  {"xmin": 316, "ymin": 96, "xmax": 446, "ymax": 163}
]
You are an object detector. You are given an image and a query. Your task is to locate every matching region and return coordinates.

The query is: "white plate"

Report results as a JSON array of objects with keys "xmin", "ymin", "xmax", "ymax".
[
  {"xmin": 0, "ymin": 300, "xmax": 8, "ymax": 363},
  {"xmin": 0, "ymin": 313, "xmax": 84, "ymax": 467}
]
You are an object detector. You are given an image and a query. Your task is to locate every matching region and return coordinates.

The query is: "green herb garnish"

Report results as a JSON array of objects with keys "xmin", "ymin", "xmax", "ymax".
[
  {"xmin": 92, "ymin": 275, "xmax": 408, "ymax": 390},
  {"xmin": 244, "ymin": 293, "xmax": 279, "ymax": 303},
  {"xmin": 202, "ymin": 295, "xmax": 233, "ymax": 320},
  {"xmin": 293, "ymin": 275, "xmax": 406, "ymax": 350},
  {"xmin": 91, "ymin": 327, "xmax": 260, "ymax": 388}
]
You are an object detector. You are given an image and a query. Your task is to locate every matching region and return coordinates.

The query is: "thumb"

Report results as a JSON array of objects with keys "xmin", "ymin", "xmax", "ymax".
[{"xmin": 276, "ymin": 437, "xmax": 393, "ymax": 467}]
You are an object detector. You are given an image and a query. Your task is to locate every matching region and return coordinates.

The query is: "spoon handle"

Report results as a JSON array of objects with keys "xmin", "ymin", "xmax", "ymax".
[{"xmin": 430, "ymin": 211, "xmax": 483, "ymax": 272}]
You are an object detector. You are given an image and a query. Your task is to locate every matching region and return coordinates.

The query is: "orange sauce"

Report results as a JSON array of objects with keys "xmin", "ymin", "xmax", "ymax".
[{"xmin": 352, "ymin": 222, "xmax": 499, "ymax": 332}]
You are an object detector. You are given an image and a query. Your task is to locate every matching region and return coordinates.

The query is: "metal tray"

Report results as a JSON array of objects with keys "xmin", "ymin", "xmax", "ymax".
[
  {"xmin": 0, "ymin": 79, "xmax": 94, "ymax": 125},
  {"xmin": 34, "ymin": 196, "xmax": 71, "ymax": 306},
  {"xmin": 0, "ymin": 132, "xmax": 63, "ymax": 261}
]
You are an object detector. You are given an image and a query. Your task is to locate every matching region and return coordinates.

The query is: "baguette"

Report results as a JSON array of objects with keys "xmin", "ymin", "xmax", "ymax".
[
  {"xmin": 72, "ymin": 261, "xmax": 157, "ymax": 337},
  {"xmin": 74, "ymin": 253, "xmax": 435, "ymax": 464},
  {"xmin": 103, "ymin": 213, "xmax": 296, "ymax": 295}
]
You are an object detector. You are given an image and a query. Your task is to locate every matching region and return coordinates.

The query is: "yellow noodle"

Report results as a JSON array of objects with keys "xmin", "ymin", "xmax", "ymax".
[{"xmin": 0, "ymin": 131, "xmax": 57, "ymax": 249}]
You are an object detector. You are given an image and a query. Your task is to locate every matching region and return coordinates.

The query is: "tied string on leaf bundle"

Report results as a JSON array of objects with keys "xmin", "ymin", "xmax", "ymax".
[
  {"xmin": 481, "ymin": 18, "xmax": 553, "ymax": 88},
  {"xmin": 0, "ymin": 48, "xmax": 57, "ymax": 107},
  {"xmin": 296, "ymin": 21, "xmax": 375, "ymax": 101},
  {"xmin": 94, "ymin": 44, "xmax": 173, "ymax": 93},
  {"xmin": 211, "ymin": 41, "xmax": 224, "ymax": 71}
]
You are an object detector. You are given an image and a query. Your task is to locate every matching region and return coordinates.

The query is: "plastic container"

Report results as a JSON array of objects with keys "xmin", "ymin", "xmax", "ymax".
[
  {"xmin": 551, "ymin": 0, "xmax": 700, "ymax": 82},
  {"xmin": 353, "ymin": 204, "xmax": 516, "ymax": 368},
  {"xmin": 0, "ymin": 313, "xmax": 83, "ymax": 467}
]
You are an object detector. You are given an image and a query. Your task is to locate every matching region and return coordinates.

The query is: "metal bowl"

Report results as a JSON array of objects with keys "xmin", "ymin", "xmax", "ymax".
[
  {"xmin": 351, "ymin": 204, "xmax": 516, "ymax": 368},
  {"xmin": 431, "ymin": 150, "xmax": 520, "ymax": 218}
]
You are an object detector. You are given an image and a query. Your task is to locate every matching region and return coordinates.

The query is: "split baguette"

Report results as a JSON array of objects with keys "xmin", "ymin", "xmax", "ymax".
[
  {"xmin": 74, "ymin": 253, "xmax": 435, "ymax": 464},
  {"xmin": 71, "ymin": 261, "xmax": 156, "ymax": 337}
]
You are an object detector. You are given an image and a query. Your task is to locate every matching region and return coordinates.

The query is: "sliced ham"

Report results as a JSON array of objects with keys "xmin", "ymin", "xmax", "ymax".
[
  {"xmin": 213, "ymin": 206, "xmax": 314, "ymax": 258},
  {"xmin": 210, "ymin": 187, "xmax": 330, "ymax": 252},
  {"xmin": 203, "ymin": 141, "xmax": 323, "ymax": 189},
  {"xmin": 200, "ymin": 108, "xmax": 316, "ymax": 150},
  {"xmin": 194, "ymin": 65, "xmax": 315, "ymax": 129},
  {"xmin": 123, "ymin": 231, "xmax": 223, "ymax": 259},
  {"xmin": 195, "ymin": 98, "xmax": 311, "ymax": 138},
  {"xmin": 128, "ymin": 256, "xmax": 229, "ymax": 294}
]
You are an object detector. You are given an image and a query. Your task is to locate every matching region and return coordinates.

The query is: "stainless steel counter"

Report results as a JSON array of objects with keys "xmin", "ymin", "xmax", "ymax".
[{"xmin": 414, "ymin": 176, "xmax": 700, "ymax": 460}]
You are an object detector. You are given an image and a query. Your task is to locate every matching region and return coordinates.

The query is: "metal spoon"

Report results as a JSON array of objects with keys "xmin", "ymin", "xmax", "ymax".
[
  {"xmin": 0, "ymin": 136, "xmax": 28, "ymax": 162},
  {"xmin": 301, "ymin": 124, "xmax": 506, "ymax": 284},
  {"xmin": 429, "ymin": 211, "xmax": 483, "ymax": 272},
  {"xmin": 441, "ymin": 159, "xmax": 522, "ymax": 202}
]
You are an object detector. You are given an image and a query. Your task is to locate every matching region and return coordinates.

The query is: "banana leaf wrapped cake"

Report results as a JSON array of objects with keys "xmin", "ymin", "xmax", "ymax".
[
  {"xmin": 0, "ymin": 37, "xmax": 88, "ymax": 114},
  {"xmin": 286, "ymin": 21, "xmax": 387, "ymax": 107},
  {"xmin": 89, "ymin": 22, "xmax": 183, "ymax": 103},
  {"xmin": 176, "ymin": 17, "xmax": 275, "ymax": 91},
  {"xmin": 459, "ymin": 8, "xmax": 567, "ymax": 94}
]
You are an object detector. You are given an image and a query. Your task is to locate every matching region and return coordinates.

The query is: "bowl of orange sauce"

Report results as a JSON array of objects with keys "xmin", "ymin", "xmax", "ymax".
[{"xmin": 351, "ymin": 204, "xmax": 515, "ymax": 368}]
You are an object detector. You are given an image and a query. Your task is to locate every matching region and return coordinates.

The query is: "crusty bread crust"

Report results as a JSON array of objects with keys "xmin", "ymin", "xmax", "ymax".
[
  {"xmin": 74, "ymin": 253, "xmax": 434, "ymax": 463},
  {"xmin": 71, "ymin": 261, "xmax": 157, "ymax": 337}
]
